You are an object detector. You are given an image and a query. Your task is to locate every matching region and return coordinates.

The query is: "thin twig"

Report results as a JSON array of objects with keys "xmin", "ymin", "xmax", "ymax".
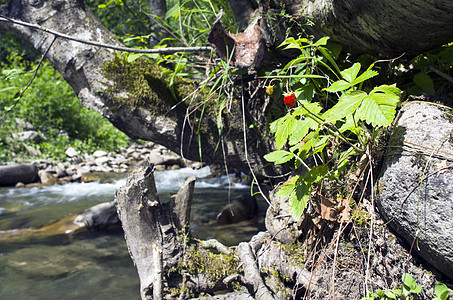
[
  {"xmin": 240, "ymin": 78, "xmax": 272, "ymax": 206},
  {"xmin": 364, "ymin": 155, "xmax": 375, "ymax": 298},
  {"xmin": 331, "ymin": 221, "xmax": 343, "ymax": 299},
  {"xmin": 0, "ymin": 15, "xmax": 210, "ymax": 54},
  {"xmin": 426, "ymin": 63, "xmax": 453, "ymax": 84}
]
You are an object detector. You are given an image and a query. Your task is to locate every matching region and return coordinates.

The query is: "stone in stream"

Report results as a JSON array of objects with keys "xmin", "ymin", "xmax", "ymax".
[
  {"xmin": 74, "ymin": 201, "xmax": 120, "ymax": 231},
  {"xmin": 216, "ymin": 194, "xmax": 258, "ymax": 224}
]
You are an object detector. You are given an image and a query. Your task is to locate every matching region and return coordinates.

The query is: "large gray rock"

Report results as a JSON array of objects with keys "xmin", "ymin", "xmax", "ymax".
[
  {"xmin": 0, "ymin": 163, "xmax": 38, "ymax": 186},
  {"xmin": 74, "ymin": 201, "xmax": 120, "ymax": 231},
  {"xmin": 216, "ymin": 194, "xmax": 258, "ymax": 224},
  {"xmin": 376, "ymin": 101, "xmax": 453, "ymax": 279}
]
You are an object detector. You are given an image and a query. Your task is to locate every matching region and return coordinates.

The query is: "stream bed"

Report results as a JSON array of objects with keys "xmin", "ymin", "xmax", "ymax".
[{"xmin": 0, "ymin": 167, "xmax": 267, "ymax": 299}]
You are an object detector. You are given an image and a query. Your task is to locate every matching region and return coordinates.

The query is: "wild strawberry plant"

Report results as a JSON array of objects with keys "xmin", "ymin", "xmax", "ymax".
[{"xmin": 264, "ymin": 36, "xmax": 401, "ymax": 220}]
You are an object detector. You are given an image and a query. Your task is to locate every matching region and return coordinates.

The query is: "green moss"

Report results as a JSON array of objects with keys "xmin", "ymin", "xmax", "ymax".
[
  {"xmin": 175, "ymin": 242, "xmax": 239, "ymax": 288},
  {"xmin": 350, "ymin": 200, "xmax": 371, "ymax": 226},
  {"xmin": 102, "ymin": 53, "xmax": 198, "ymax": 116},
  {"xmin": 281, "ymin": 241, "xmax": 305, "ymax": 266}
]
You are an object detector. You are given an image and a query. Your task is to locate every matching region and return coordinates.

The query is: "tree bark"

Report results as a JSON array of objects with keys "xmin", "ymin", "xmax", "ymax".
[
  {"xmin": 270, "ymin": 0, "xmax": 453, "ymax": 57},
  {"xmin": 1, "ymin": 0, "xmax": 453, "ymax": 177},
  {"xmin": 0, "ymin": 0, "xmax": 277, "ymax": 177},
  {"xmin": 115, "ymin": 161, "xmax": 188, "ymax": 299}
]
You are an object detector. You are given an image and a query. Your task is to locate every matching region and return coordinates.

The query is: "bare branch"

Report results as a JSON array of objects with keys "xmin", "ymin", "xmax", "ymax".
[{"xmin": 0, "ymin": 15, "xmax": 211, "ymax": 54}]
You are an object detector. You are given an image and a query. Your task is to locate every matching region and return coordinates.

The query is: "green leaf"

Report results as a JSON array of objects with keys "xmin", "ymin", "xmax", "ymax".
[
  {"xmin": 402, "ymin": 273, "xmax": 415, "ymax": 289},
  {"xmin": 434, "ymin": 283, "xmax": 449, "ymax": 300},
  {"xmin": 290, "ymin": 179, "xmax": 310, "ymax": 220},
  {"xmin": 314, "ymin": 36, "xmax": 330, "ymax": 46},
  {"xmin": 355, "ymin": 86, "xmax": 400, "ymax": 127},
  {"xmin": 304, "ymin": 165, "xmax": 328, "ymax": 183},
  {"xmin": 383, "ymin": 291, "xmax": 397, "ymax": 299},
  {"xmin": 127, "ymin": 53, "xmax": 144, "ymax": 62},
  {"xmin": 264, "ymin": 150, "xmax": 294, "ymax": 164},
  {"xmin": 276, "ymin": 176, "xmax": 299, "ymax": 198},
  {"xmin": 274, "ymin": 114, "xmax": 297, "ymax": 149},
  {"xmin": 324, "ymin": 91, "xmax": 367, "ymax": 123},
  {"xmin": 318, "ymin": 46, "xmax": 341, "ymax": 76},
  {"xmin": 412, "ymin": 285, "xmax": 422, "ymax": 294},
  {"xmin": 414, "ymin": 72, "xmax": 435, "ymax": 94},
  {"xmin": 288, "ymin": 119, "xmax": 310, "ymax": 145},
  {"xmin": 353, "ymin": 69, "xmax": 378, "ymax": 85},
  {"xmin": 324, "ymin": 80, "xmax": 351, "ymax": 92},
  {"xmin": 341, "ymin": 63, "xmax": 361, "ymax": 83}
]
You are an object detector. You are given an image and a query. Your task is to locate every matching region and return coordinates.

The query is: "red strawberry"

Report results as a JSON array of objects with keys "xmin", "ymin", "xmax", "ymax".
[{"xmin": 283, "ymin": 92, "xmax": 296, "ymax": 108}]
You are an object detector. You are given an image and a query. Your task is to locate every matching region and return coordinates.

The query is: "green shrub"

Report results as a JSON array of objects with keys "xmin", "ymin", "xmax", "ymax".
[{"xmin": 0, "ymin": 54, "xmax": 129, "ymax": 163}]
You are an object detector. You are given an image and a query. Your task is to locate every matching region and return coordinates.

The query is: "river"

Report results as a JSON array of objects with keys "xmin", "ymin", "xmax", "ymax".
[{"xmin": 0, "ymin": 167, "xmax": 266, "ymax": 299}]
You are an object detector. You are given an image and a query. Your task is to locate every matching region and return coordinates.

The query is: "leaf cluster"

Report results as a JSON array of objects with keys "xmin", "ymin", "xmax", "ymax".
[
  {"xmin": 363, "ymin": 273, "xmax": 450, "ymax": 300},
  {"xmin": 264, "ymin": 37, "xmax": 401, "ymax": 220}
]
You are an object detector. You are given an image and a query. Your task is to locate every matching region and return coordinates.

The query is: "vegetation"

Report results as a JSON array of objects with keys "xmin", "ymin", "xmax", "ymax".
[
  {"xmin": 0, "ymin": 54, "xmax": 129, "ymax": 163},
  {"xmin": 1, "ymin": 0, "xmax": 452, "ymax": 298}
]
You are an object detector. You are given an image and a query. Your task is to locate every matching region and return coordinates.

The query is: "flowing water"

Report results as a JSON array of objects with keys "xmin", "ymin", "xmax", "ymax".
[{"xmin": 0, "ymin": 167, "xmax": 267, "ymax": 299}]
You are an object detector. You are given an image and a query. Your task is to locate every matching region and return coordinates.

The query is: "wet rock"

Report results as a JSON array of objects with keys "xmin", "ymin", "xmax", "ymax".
[
  {"xmin": 73, "ymin": 201, "xmax": 120, "ymax": 231},
  {"xmin": 55, "ymin": 163, "xmax": 67, "ymax": 178},
  {"xmin": 38, "ymin": 170, "xmax": 57, "ymax": 186},
  {"xmin": 0, "ymin": 163, "xmax": 38, "ymax": 186},
  {"xmin": 376, "ymin": 101, "xmax": 453, "ymax": 279},
  {"xmin": 216, "ymin": 194, "xmax": 258, "ymax": 224}
]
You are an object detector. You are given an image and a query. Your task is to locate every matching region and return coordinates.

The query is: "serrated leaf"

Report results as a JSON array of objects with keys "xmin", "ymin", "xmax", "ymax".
[
  {"xmin": 304, "ymin": 165, "xmax": 328, "ymax": 183},
  {"xmin": 324, "ymin": 80, "xmax": 351, "ymax": 92},
  {"xmin": 355, "ymin": 88, "xmax": 399, "ymax": 127},
  {"xmin": 290, "ymin": 180, "xmax": 310, "ymax": 220},
  {"xmin": 276, "ymin": 176, "xmax": 298, "ymax": 198},
  {"xmin": 269, "ymin": 115, "xmax": 286, "ymax": 134},
  {"xmin": 264, "ymin": 150, "xmax": 294, "ymax": 164},
  {"xmin": 324, "ymin": 91, "xmax": 367, "ymax": 123},
  {"xmin": 353, "ymin": 69, "xmax": 378, "ymax": 85},
  {"xmin": 288, "ymin": 119, "xmax": 309, "ymax": 145},
  {"xmin": 373, "ymin": 84, "xmax": 401, "ymax": 97},
  {"xmin": 275, "ymin": 114, "xmax": 297, "ymax": 149},
  {"xmin": 338, "ymin": 114, "xmax": 359, "ymax": 133},
  {"xmin": 341, "ymin": 63, "xmax": 361, "ymax": 83}
]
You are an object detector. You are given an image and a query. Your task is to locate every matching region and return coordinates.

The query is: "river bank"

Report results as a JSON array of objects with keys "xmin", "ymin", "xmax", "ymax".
[{"xmin": 0, "ymin": 143, "xmax": 206, "ymax": 187}]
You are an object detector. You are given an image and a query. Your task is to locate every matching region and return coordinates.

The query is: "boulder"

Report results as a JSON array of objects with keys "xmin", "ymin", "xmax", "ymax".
[
  {"xmin": 73, "ymin": 201, "xmax": 120, "ymax": 231},
  {"xmin": 216, "ymin": 194, "xmax": 258, "ymax": 224},
  {"xmin": 11, "ymin": 130, "xmax": 42, "ymax": 142},
  {"xmin": 0, "ymin": 163, "xmax": 38, "ymax": 186},
  {"xmin": 38, "ymin": 170, "xmax": 57, "ymax": 186},
  {"xmin": 376, "ymin": 101, "xmax": 453, "ymax": 279},
  {"xmin": 65, "ymin": 147, "xmax": 78, "ymax": 158},
  {"xmin": 265, "ymin": 189, "xmax": 304, "ymax": 244}
]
